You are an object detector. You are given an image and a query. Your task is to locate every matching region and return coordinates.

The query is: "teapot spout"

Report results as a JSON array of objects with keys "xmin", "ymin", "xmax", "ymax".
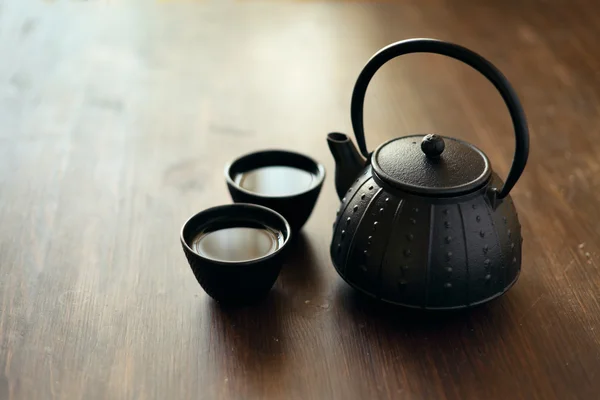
[{"xmin": 327, "ymin": 132, "xmax": 366, "ymax": 200}]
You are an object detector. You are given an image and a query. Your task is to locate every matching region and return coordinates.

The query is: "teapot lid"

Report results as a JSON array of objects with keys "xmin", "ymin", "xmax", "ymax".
[{"xmin": 371, "ymin": 134, "xmax": 491, "ymax": 196}]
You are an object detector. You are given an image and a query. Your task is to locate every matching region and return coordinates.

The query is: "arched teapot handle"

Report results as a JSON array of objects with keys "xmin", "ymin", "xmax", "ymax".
[{"xmin": 350, "ymin": 38, "xmax": 529, "ymax": 200}]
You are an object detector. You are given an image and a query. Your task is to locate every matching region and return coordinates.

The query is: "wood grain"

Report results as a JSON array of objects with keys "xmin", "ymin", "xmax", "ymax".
[{"xmin": 1, "ymin": 0, "xmax": 600, "ymax": 399}]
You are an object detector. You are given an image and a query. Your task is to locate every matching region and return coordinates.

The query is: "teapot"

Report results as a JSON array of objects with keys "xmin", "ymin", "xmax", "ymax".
[{"xmin": 327, "ymin": 38, "xmax": 529, "ymax": 310}]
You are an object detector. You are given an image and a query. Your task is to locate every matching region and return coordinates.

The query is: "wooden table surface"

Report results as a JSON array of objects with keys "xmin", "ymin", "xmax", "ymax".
[{"xmin": 2, "ymin": 0, "xmax": 600, "ymax": 399}]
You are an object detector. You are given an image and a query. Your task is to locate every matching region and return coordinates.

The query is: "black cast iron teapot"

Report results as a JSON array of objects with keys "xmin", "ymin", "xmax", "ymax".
[{"xmin": 327, "ymin": 38, "xmax": 529, "ymax": 310}]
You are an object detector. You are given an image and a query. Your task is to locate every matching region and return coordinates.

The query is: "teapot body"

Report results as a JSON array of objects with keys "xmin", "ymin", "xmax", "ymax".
[
  {"xmin": 331, "ymin": 166, "xmax": 522, "ymax": 310},
  {"xmin": 328, "ymin": 38, "xmax": 529, "ymax": 309}
]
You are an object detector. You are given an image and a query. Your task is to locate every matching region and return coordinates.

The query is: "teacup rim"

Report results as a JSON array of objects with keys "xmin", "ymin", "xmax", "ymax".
[
  {"xmin": 180, "ymin": 203, "xmax": 292, "ymax": 267},
  {"xmin": 224, "ymin": 149, "xmax": 326, "ymax": 200}
]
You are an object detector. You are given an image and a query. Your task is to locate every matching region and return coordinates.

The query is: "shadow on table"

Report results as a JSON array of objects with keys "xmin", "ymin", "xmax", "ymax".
[
  {"xmin": 336, "ymin": 284, "xmax": 501, "ymax": 326},
  {"xmin": 278, "ymin": 231, "xmax": 323, "ymax": 295},
  {"xmin": 333, "ymin": 282, "xmax": 513, "ymax": 344},
  {"xmin": 203, "ymin": 232, "xmax": 325, "ymax": 393},
  {"xmin": 330, "ymin": 282, "xmax": 545, "ymax": 397},
  {"xmin": 207, "ymin": 289, "xmax": 289, "ymax": 391}
]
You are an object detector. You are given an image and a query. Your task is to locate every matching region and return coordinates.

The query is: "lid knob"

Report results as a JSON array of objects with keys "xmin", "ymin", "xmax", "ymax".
[{"xmin": 421, "ymin": 134, "xmax": 445, "ymax": 158}]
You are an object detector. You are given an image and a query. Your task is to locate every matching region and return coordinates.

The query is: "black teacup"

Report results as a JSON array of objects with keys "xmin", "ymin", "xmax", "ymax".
[
  {"xmin": 180, "ymin": 203, "xmax": 292, "ymax": 304},
  {"xmin": 225, "ymin": 150, "xmax": 326, "ymax": 233}
]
